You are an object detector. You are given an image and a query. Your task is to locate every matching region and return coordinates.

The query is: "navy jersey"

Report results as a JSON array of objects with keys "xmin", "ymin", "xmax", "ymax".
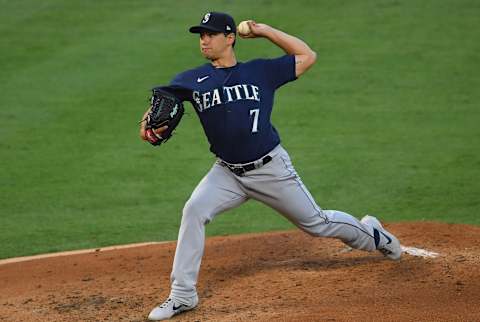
[{"xmin": 170, "ymin": 55, "xmax": 296, "ymax": 163}]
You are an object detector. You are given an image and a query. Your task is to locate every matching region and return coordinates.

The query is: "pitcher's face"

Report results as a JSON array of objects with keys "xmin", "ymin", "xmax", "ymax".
[{"xmin": 199, "ymin": 31, "xmax": 231, "ymax": 60}]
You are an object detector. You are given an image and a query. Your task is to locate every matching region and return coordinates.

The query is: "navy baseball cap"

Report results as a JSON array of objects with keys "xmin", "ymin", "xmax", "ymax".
[{"xmin": 189, "ymin": 12, "xmax": 236, "ymax": 34}]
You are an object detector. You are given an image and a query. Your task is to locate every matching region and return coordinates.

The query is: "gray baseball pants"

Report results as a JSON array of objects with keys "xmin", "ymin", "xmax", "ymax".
[{"xmin": 169, "ymin": 145, "xmax": 377, "ymax": 302}]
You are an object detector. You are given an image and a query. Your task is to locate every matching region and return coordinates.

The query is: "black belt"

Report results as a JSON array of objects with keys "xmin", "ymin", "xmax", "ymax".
[{"xmin": 221, "ymin": 155, "xmax": 273, "ymax": 177}]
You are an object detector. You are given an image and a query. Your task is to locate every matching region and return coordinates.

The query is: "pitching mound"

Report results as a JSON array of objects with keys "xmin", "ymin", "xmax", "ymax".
[{"xmin": 1, "ymin": 222, "xmax": 479, "ymax": 321}]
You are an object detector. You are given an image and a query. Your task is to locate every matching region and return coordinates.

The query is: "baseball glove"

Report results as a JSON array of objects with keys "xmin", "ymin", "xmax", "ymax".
[{"xmin": 143, "ymin": 87, "xmax": 185, "ymax": 146}]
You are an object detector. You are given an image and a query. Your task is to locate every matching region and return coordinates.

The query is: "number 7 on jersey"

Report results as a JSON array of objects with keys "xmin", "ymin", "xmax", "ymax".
[{"xmin": 250, "ymin": 108, "xmax": 259, "ymax": 133}]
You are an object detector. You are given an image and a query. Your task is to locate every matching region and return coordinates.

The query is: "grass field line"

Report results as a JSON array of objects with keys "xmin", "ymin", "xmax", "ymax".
[
  {"xmin": 0, "ymin": 241, "xmax": 441, "ymax": 267},
  {"xmin": 0, "ymin": 241, "xmax": 174, "ymax": 266}
]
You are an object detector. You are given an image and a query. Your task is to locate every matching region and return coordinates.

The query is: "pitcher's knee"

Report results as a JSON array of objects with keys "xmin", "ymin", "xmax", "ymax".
[
  {"xmin": 182, "ymin": 198, "xmax": 213, "ymax": 225},
  {"xmin": 294, "ymin": 210, "xmax": 331, "ymax": 237}
]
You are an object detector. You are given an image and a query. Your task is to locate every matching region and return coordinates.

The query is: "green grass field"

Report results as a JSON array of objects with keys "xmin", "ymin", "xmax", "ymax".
[{"xmin": 1, "ymin": 0, "xmax": 479, "ymax": 259}]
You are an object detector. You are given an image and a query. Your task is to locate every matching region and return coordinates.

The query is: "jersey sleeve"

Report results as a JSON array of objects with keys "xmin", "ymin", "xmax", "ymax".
[
  {"xmin": 170, "ymin": 71, "xmax": 188, "ymax": 88},
  {"xmin": 167, "ymin": 71, "xmax": 193, "ymax": 102},
  {"xmin": 262, "ymin": 55, "xmax": 297, "ymax": 89}
]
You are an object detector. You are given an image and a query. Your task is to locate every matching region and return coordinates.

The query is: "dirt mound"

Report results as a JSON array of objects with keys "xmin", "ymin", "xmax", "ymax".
[{"xmin": 1, "ymin": 222, "xmax": 479, "ymax": 321}]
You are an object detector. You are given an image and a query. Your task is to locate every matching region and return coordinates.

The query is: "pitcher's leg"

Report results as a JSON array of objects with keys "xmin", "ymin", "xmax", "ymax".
[
  {"xmin": 243, "ymin": 147, "xmax": 377, "ymax": 251},
  {"xmin": 170, "ymin": 162, "xmax": 247, "ymax": 301}
]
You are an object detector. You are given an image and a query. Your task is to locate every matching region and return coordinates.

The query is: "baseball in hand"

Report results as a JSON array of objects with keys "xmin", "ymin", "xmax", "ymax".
[{"xmin": 238, "ymin": 20, "xmax": 251, "ymax": 36}]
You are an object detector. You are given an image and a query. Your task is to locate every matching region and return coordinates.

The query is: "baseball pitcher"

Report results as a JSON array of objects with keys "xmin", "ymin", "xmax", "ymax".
[{"xmin": 140, "ymin": 12, "xmax": 402, "ymax": 321}]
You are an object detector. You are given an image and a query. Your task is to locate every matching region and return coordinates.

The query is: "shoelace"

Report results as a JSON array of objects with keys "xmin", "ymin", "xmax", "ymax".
[{"xmin": 159, "ymin": 298, "xmax": 172, "ymax": 308}]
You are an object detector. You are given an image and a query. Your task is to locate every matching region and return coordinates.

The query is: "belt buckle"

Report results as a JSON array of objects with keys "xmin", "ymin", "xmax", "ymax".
[{"xmin": 254, "ymin": 159, "xmax": 266, "ymax": 169}]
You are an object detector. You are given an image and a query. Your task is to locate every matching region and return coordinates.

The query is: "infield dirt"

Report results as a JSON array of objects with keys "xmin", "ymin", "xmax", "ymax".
[{"xmin": 1, "ymin": 222, "xmax": 479, "ymax": 321}]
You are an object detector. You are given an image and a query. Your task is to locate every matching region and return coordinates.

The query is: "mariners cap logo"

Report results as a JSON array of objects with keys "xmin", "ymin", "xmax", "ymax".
[
  {"xmin": 189, "ymin": 12, "xmax": 236, "ymax": 35},
  {"xmin": 202, "ymin": 13, "xmax": 211, "ymax": 23}
]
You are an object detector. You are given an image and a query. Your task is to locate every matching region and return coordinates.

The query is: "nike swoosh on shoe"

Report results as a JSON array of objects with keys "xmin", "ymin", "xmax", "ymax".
[
  {"xmin": 173, "ymin": 303, "xmax": 186, "ymax": 311},
  {"xmin": 380, "ymin": 231, "xmax": 392, "ymax": 244}
]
